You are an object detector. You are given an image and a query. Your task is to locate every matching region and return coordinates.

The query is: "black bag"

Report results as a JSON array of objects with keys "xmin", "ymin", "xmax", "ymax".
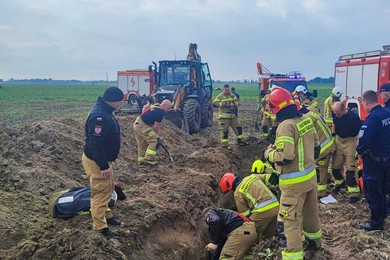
[{"xmin": 48, "ymin": 187, "xmax": 117, "ymax": 219}]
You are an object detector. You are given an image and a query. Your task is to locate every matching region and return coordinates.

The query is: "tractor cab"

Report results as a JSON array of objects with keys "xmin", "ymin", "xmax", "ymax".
[{"xmin": 149, "ymin": 59, "xmax": 213, "ymax": 134}]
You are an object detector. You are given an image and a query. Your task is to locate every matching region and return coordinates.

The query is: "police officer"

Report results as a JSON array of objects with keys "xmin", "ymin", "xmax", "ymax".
[
  {"xmin": 133, "ymin": 99, "xmax": 172, "ymax": 166},
  {"xmin": 379, "ymin": 83, "xmax": 390, "ymax": 108},
  {"xmin": 202, "ymin": 207, "xmax": 257, "ymax": 260},
  {"xmin": 357, "ymin": 90, "xmax": 390, "ymax": 231},
  {"xmin": 331, "ymin": 101, "xmax": 361, "ymax": 203},
  {"xmin": 213, "ymin": 84, "xmax": 244, "ymax": 148},
  {"xmin": 264, "ymin": 87, "xmax": 322, "ymax": 260},
  {"xmin": 82, "ymin": 87, "xmax": 123, "ymax": 238},
  {"xmin": 219, "ymin": 171, "xmax": 279, "ymax": 240}
]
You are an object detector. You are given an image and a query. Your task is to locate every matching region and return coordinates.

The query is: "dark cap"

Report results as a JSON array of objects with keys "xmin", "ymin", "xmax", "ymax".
[
  {"xmin": 103, "ymin": 87, "xmax": 124, "ymax": 102},
  {"xmin": 380, "ymin": 83, "xmax": 390, "ymax": 93}
]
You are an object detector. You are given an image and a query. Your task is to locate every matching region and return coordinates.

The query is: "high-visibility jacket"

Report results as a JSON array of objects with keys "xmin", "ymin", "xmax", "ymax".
[
  {"xmin": 213, "ymin": 92, "xmax": 238, "ymax": 119},
  {"xmin": 234, "ymin": 174, "xmax": 279, "ymax": 217},
  {"xmin": 323, "ymin": 95, "xmax": 334, "ymax": 125},
  {"xmin": 266, "ymin": 114, "xmax": 320, "ymax": 190},
  {"xmin": 306, "ymin": 111, "xmax": 335, "ymax": 157},
  {"xmin": 302, "ymin": 96, "xmax": 319, "ymax": 111}
]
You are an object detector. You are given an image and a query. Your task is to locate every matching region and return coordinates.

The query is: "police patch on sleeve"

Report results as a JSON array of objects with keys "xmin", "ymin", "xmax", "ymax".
[
  {"xmin": 94, "ymin": 125, "xmax": 103, "ymax": 136},
  {"xmin": 358, "ymin": 129, "xmax": 364, "ymax": 138}
]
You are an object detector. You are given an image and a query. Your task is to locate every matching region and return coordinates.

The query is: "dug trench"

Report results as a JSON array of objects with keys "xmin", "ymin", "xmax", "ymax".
[
  {"xmin": 0, "ymin": 109, "xmax": 265, "ymax": 260},
  {"xmin": 2, "ymin": 104, "xmax": 390, "ymax": 259}
]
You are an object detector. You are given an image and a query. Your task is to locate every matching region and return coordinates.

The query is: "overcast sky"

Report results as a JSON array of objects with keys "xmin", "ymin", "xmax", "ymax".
[{"xmin": 1, "ymin": 0, "xmax": 389, "ymax": 81}]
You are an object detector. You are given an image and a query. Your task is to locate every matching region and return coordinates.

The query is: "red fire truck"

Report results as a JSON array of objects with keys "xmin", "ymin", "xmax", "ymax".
[
  {"xmin": 117, "ymin": 70, "xmax": 154, "ymax": 104},
  {"xmin": 335, "ymin": 45, "xmax": 390, "ymax": 119}
]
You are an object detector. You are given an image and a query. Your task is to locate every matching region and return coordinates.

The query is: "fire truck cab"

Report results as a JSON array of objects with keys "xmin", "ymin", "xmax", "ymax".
[
  {"xmin": 256, "ymin": 62, "xmax": 315, "ymax": 97},
  {"xmin": 335, "ymin": 45, "xmax": 390, "ymax": 119}
]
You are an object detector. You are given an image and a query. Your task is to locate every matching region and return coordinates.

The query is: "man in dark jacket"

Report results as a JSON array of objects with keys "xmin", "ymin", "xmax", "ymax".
[
  {"xmin": 379, "ymin": 83, "xmax": 390, "ymax": 108},
  {"xmin": 331, "ymin": 101, "xmax": 362, "ymax": 203},
  {"xmin": 357, "ymin": 90, "xmax": 390, "ymax": 231},
  {"xmin": 203, "ymin": 207, "xmax": 257, "ymax": 260},
  {"xmin": 82, "ymin": 87, "xmax": 123, "ymax": 238}
]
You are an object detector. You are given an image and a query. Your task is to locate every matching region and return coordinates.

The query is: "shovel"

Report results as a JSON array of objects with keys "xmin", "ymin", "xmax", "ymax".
[
  {"xmin": 159, "ymin": 143, "xmax": 174, "ymax": 164},
  {"xmin": 254, "ymin": 109, "xmax": 261, "ymax": 132}
]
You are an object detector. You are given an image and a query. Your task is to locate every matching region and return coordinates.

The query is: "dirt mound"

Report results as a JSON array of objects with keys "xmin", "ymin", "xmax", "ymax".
[
  {"xmin": 1, "ymin": 105, "xmax": 389, "ymax": 260},
  {"xmin": 0, "ymin": 112, "xmax": 263, "ymax": 260}
]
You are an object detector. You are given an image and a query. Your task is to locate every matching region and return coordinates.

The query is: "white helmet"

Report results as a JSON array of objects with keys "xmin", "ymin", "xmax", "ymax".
[
  {"xmin": 331, "ymin": 87, "xmax": 342, "ymax": 98},
  {"xmin": 295, "ymin": 85, "xmax": 308, "ymax": 95},
  {"xmin": 269, "ymin": 84, "xmax": 279, "ymax": 92}
]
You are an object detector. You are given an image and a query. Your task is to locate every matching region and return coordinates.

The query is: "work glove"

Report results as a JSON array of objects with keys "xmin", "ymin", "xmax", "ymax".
[
  {"xmin": 156, "ymin": 137, "xmax": 162, "ymax": 149},
  {"xmin": 268, "ymin": 172, "xmax": 279, "ymax": 186}
]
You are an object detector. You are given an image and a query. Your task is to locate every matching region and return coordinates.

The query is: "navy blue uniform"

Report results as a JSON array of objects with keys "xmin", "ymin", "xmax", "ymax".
[
  {"xmin": 140, "ymin": 106, "xmax": 166, "ymax": 126},
  {"xmin": 356, "ymin": 105, "xmax": 390, "ymax": 226},
  {"xmin": 83, "ymin": 97, "xmax": 121, "ymax": 170},
  {"xmin": 205, "ymin": 208, "xmax": 247, "ymax": 260}
]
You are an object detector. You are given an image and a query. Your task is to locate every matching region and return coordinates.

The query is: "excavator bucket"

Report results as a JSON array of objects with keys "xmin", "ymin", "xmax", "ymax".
[{"xmin": 164, "ymin": 109, "xmax": 189, "ymax": 134}]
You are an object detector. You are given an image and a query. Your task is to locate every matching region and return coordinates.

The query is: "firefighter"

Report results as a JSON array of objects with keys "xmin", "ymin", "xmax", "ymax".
[
  {"xmin": 264, "ymin": 87, "xmax": 322, "ymax": 260},
  {"xmin": 379, "ymin": 83, "xmax": 390, "ymax": 108},
  {"xmin": 331, "ymin": 101, "xmax": 362, "ymax": 203},
  {"xmin": 133, "ymin": 99, "xmax": 172, "ymax": 166},
  {"xmin": 213, "ymin": 84, "xmax": 244, "ymax": 147},
  {"xmin": 294, "ymin": 85, "xmax": 319, "ymax": 112},
  {"xmin": 219, "ymin": 171, "xmax": 279, "ymax": 240},
  {"xmin": 260, "ymin": 86, "xmax": 278, "ymax": 140},
  {"xmin": 82, "ymin": 87, "xmax": 124, "ymax": 238},
  {"xmin": 357, "ymin": 90, "xmax": 390, "ymax": 231},
  {"xmin": 202, "ymin": 207, "xmax": 257, "ymax": 260},
  {"xmin": 323, "ymin": 87, "xmax": 342, "ymax": 129},
  {"xmin": 295, "ymin": 101, "xmax": 335, "ymax": 198}
]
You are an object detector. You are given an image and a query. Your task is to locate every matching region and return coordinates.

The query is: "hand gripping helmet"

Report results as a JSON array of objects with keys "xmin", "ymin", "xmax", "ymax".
[
  {"xmin": 268, "ymin": 86, "xmax": 295, "ymax": 114},
  {"xmin": 220, "ymin": 173, "xmax": 236, "ymax": 193},
  {"xmin": 251, "ymin": 160, "xmax": 265, "ymax": 174},
  {"xmin": 294, "ymin": 99, "xmax": 302, "ymax": 111},
  {"xmin": 331, "ymin": 87, "xmax": 342, "ymax": 98},
  {"xmin": 295, "ymin": 85, "xmax": 308, "ymax": 95}
]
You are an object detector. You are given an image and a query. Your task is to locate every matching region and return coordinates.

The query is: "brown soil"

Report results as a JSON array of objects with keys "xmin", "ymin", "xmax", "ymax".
[{"xmin": 0, "ymin": 102, "xmax": 389, "ymax": 260}]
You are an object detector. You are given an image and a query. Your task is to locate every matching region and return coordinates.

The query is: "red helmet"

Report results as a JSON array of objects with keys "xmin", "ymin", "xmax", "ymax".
[
  {"xmin": 220, "ymin": 173, "xmax": 236, "ymax": 193},
  {"xmin": 269, "ymin": 87, "xmax": 295, "ymax": 114}
]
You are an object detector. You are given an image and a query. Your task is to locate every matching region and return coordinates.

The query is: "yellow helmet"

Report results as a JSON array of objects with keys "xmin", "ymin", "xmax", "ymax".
[{"xmin": 251, "ymin": 160, "xmax": 265, "ymax": 174}]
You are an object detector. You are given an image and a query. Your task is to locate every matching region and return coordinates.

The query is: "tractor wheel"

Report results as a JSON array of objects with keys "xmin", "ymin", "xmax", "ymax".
[
  {"xmin": 201, "ymin": 99, "xmax": 213, "ymax": 128},
  {"xmin": 183, "ymin": 99, "xmax": 201, "ymax": 134}
]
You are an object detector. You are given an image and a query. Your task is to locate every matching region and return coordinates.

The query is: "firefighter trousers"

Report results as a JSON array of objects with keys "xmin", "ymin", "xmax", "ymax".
[
  {"xmin": 133, "ymin": 118, "xmax": 158, "ymax": 163},
  {"xmin": 332, "ymin": 136, "xmax": 360, "ymax": 196},
  {"xmin": 249, "ymin": 207, "xmax": 278, "ymax": 240},
  {"xmin": 82, "ymin": 153, "xmax": 114, "ymax": 231},
  {"xmin": 218, "ymin": 117, "xmax": 243, "ymax": 146},
  {"xmin": 316, "ymin": 152, "xmax": 332, "ymax": 197},
  {"xmin": 220, "ymin": 222, "xmax": 257, "ymax": 260},
  {"xmin": 280, "ymin": 187, "xmax": 321, "ymax": 259}
]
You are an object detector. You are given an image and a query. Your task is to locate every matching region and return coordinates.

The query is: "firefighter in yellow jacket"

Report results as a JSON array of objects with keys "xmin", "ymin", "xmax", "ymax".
[
  {"xmin": 213, "ymin": 84, "xmax": 244, "ymax": 147},
  {"xmin": 133, "ymin": 100, "xmax": 172, "ymax": 165},
  {"xmin": 264, "ymin": 87, "xmax": 322, "ymax": 260},
  {"xmin": 219, "ymin": 170, "xmax": 279, "ymax": 240},
  {"xmin": 294, "ymin": 85, "xmax": 319, "ymax": 112},
  {"xmin": 296, "ymin": 100, "xmax": 336, "ymax": 197},
  {"xmin": 260, "ymin": 92, "xmax": 277, "ymax": 139},
  {"xmin": 323, "ymin": 87, "xmax": 342, "ymax": 129}
]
